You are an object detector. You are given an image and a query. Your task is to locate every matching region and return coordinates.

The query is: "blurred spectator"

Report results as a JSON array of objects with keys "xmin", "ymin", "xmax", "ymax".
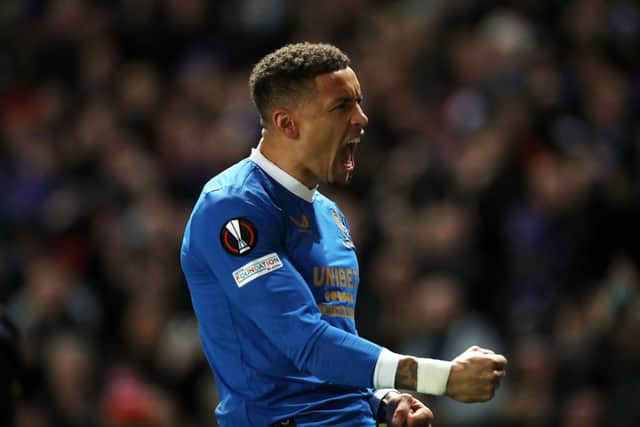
[
  {"xmin": 559, "ymin": 389, "xmax": 607, "ymax": 427},
  {"xmin": 101, "ymin": 366, "xmax": 177, "ymax": 427},
  {"xmin": 43, "ymin": 332, "xmax": 97, "ymax": 427},
  {"xmin": 2, "ymin": 0, "xmax": 640, "ymax": 425},
  {"xmin": 400, "ymin": 275, "xmax": 504, "ymax": 427},
  {"xmin": 497, "ymin": 336, "xmax": 557, "ymax": 427}
]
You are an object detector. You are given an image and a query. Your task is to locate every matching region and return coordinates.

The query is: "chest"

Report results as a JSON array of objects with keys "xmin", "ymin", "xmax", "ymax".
[{"xmin": 284, "ymin": 202, "xmax": 360, "ymax": 320}]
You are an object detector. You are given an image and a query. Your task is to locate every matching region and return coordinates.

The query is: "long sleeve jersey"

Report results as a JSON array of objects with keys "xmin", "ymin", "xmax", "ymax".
[{"xmin": 180, "ymin": 148, "xmax": 385, "ymax": 426}]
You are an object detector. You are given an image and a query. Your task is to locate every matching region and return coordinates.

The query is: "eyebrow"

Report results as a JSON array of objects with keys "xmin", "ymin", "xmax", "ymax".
[{"xmin": 330, "ymin": 95, "xmax": 363, "ymax": 108}]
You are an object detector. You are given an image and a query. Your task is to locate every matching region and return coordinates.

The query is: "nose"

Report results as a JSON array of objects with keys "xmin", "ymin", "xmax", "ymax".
[{"xmin": 352, "ymin": 102, "xmax": 368, "ymax": 128}]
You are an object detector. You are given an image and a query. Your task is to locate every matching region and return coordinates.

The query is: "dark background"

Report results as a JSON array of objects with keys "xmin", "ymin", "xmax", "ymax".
[{"xmin": 1, "ymin": 0, "xmax": 639, "ymax": 426}]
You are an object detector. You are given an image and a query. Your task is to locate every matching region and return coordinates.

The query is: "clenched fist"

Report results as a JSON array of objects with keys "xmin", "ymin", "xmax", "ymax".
[
  {"xmin": 384, "ymin": 392, "xmax": 434, "ymax": 427},
  {"xmin": 446, "ymin": 345, "xmax": 507, "ymax": 403}
]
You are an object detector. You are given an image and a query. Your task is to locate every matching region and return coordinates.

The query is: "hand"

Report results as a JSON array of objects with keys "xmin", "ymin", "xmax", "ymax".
[
  {"xmin": 446, "ymin": 345, "xmax": 507, "ymax": 402},
  {"xmin": 385, "ymin": 392, "xmax": 434, "ymax": 427}
]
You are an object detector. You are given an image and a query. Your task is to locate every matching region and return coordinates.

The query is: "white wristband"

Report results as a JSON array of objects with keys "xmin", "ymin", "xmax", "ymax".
[
  {"xmin": 374, "ymin": 349, "xmax": 452, "ymax": 395},
  {"xmin": 373, "ymin": 348, "xmax": 402, "ymax": 389},
  {"xmin": 416, "ymin": 358, "xmax": 452, "ymax": 395}
]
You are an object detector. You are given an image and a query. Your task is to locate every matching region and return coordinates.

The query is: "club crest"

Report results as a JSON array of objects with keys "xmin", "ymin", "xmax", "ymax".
[{"xmin": 330, "ymin": 208, "xmax": 355, "ymax": 248}]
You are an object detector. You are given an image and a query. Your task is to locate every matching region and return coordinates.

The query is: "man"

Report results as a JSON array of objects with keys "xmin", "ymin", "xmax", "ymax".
[{"xmin": 180, "ymin": 42, "xmax": 507, "ymax": 426}]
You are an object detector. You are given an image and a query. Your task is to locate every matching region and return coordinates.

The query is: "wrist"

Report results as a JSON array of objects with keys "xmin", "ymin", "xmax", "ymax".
[
  {"xmin": 377, "ymin": 390, "xmax": 401, "ymax": 421},
  {"xmin": 373, "ymin": 348, "xmax": 402, "ymax": 389},
  {"xmin": 373, "ymin": 349, "xmax": 452, "ymax": 395},
  {"xmin": 416, "ymin": 358, "xmax": 452, "ymax": 395}
]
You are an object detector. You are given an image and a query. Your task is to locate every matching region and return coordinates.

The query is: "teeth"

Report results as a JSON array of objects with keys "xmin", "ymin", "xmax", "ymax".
[{"xmin": 347, "ymin": 137, "xmax": 360, "ymax": 145}]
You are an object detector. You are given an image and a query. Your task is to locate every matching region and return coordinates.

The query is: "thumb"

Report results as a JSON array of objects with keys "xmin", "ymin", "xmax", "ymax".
[{"xmin": 391, "ymin": 398, "xmax": 410, "ymax": 426}]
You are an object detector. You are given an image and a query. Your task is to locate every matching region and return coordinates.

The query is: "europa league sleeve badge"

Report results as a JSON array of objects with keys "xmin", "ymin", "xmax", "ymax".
[{"xmin": 220, "ymin": 218, "xmax": 258, "ymax": 256}]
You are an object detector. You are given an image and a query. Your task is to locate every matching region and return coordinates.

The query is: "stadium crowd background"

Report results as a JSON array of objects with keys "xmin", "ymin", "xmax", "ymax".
[{"xmin": 1, "ymin": 0, "xmax": 640, "ymax": 426}]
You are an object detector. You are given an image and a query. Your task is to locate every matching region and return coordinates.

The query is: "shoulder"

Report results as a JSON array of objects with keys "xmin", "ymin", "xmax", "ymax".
[
  {"xmin": 184, "ymin": 160, "xmax": 290, "ymax": 258},
  {"xmin": 314, "ymin": 191, "xmax": 347, "ymax": 220},
  {"xmin": 192, "ymin": 160, "xmax": 283, "ymax": 228},
  {"xmin": 313, "ymin": 190, "xmax": 338, "ymax": 210}
]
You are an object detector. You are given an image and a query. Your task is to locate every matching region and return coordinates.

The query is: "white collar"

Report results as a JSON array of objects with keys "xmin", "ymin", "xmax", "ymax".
[{"xmin": 249, "ymin": 146, "xmax": 317, "ymax": 203}]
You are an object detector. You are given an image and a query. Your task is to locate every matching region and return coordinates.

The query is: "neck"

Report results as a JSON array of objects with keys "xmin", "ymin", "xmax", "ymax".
[{"xmin": 259, "ymin": 135, "xmax": 318, "ymax": 189}]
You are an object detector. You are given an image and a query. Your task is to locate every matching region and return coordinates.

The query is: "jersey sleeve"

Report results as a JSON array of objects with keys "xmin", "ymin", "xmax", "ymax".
[
  {"xmin": 368, "ymin": 389, "xmax": 398, "ymax": 421},
  {"xmin": 186, "ymin": 190, "xmax": 382, "ymax": 388}
]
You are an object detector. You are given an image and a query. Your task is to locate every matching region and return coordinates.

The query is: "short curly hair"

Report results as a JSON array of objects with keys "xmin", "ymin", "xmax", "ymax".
[{"xmin": 249, "ymin": 42, "xmax": 350, "ymax": 124}]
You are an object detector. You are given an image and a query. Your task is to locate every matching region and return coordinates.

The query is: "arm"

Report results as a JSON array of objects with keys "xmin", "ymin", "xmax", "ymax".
[
  {"xmin": 188, "ymin": 192, "xmax": 507, "ymax": 398},
  {"xmin": 187, "ymin": 193, "xmax": 382, "ymax": 387},
  {"xmin": 375, "ymin": 347, "xmax": 507, "ymax": 402}
]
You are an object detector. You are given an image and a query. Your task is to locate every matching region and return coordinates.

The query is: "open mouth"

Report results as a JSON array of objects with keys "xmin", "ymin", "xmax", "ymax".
[{"xmin": 344, "ymin": 136, "xmax": 360, "ymax": 172}]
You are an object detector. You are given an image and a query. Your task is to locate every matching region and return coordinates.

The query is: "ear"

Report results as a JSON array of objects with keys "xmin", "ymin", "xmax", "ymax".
[{"xmin": 272, "ymin": 108, "xmax": 299, "ymax": 139}]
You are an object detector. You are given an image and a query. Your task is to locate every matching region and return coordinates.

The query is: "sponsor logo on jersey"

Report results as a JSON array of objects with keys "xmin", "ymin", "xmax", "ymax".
[
  {"xmin": 313, "ymin": 266, "xmax": 358, "ymax": 289},
  {"xmin": 232, "ymin": 252, "xmax": 283, "ymax": 287},
  {"xmin": 220, "ymin": 218, "xmax": 257, "ymax": 255},
  {"xmin": 318, "ymin": 304, "xmax": 354, "ymax": 319},
  {"xmin": 289, "ymin": 214, "xmax": 311, "ymax": 231}
]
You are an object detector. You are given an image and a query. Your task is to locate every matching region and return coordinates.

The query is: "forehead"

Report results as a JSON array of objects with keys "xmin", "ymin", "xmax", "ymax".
[{"xmin": 313, "ymin": 67, "xmax": 362, "ymax": 99}]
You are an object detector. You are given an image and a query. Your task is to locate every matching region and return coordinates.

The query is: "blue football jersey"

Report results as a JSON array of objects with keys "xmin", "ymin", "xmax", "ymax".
[{"xmin": 180, "ymin": 148, "xmax": 383, "ymax": 426}]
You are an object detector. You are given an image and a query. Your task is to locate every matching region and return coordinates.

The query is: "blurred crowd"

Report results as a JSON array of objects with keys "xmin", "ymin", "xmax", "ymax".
[{"xmin": 1, "ymin": 0, "xmax": 640, "ymax": 426}]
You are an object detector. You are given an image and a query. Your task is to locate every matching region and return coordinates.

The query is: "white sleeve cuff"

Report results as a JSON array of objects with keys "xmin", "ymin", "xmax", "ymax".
[
  {"xmin": 374, "ymin": 388, "xmax": 397, "ymax": 400},
  {"xmin": 373, "ymin": 348, "xmax": 401, "ymax": 389},
  {"xmin": 416, "ymin": 358, "xmax": 452, "ymax": 395}
]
